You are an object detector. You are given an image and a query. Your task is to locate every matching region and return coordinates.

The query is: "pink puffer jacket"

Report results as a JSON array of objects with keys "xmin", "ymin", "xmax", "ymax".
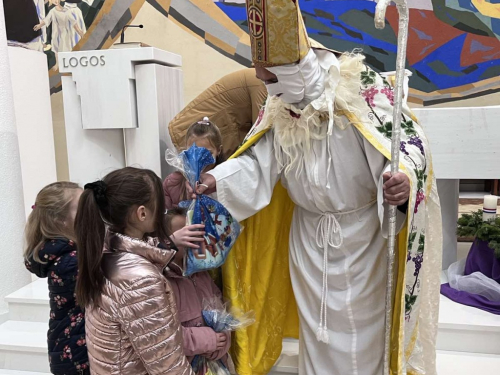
[
  {"xmin": 165, "ymin": 263, "xmax": 231, "ymax": 363},
  {"xmin": 163, "ymin": 172, "xmax": 185, "ymax": 209},
  {"xmin": 85, "ymin": 232, "xmax": 194, "ymax": 375}
]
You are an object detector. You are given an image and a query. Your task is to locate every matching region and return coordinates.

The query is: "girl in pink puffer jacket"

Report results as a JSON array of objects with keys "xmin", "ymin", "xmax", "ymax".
[
  {"xmin": 75, "ymin": 167, "xmax": 193, "ymax": 375},
  {"xmin": 165, "ymin": 207, "xmax": 231, "ymax": 364}
]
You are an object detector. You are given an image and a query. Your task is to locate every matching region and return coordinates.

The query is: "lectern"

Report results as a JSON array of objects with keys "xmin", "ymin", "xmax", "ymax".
[{"xmin": 59, "ymin": 47, "xmax": 183, "ymax": 184}]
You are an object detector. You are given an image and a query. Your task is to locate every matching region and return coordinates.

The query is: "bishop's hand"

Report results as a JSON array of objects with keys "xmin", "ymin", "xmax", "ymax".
[
  {"xmin": 383, "ymin": 172, "xmax": 410, "ymax": 206},
  {"xmin": 186, "ymin": 173, "xmax": 217, "ymax": 199}
]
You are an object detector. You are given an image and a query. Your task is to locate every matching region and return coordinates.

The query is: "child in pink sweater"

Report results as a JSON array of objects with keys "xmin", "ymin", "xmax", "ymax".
[
  {"xmin": 165, "ymin": 207, "xmax": 231, "ymax": 364},
  {"xmin": 163, "ymin": 117, "xmax": 225, "ymax": 209}
]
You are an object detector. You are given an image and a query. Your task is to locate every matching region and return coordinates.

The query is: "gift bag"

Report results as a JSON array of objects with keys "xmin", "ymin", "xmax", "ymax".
[
  {"xmin": 166, "ymin": 144, "xmax": 242, "ymax": 276},
  {"xmin": 191, "ymin": 355, "xmax": 230, "ymax": 375},
  {"xmin": 201, "ymin": 298, "xmax": 255, "ymax": 333},
  {"xmin": 191, "ymin": 298, "xmax": 255, "ymax": 375}
]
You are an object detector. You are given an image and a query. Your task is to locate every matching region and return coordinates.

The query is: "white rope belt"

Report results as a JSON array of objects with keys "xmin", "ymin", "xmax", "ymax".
[{"xmin": 314, "ymin": 199, "xmax": 377, "ymax": 344}]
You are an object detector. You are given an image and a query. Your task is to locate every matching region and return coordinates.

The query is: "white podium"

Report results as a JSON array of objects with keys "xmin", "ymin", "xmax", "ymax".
[{"xmin": 59, "ymin": 47, "xmax": 183, "ymax": 185}]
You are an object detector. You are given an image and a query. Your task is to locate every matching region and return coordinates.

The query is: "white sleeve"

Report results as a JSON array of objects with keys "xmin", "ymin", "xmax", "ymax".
[
  {"xmin": 43, "ymin": 10, "xmax": 53, "ymax": 28},
  {"xmin": 363, "ymin": 137, "xmax": 406, "ymax": 238},
  {"xmin": 208, "ymin": 131, "xmax": 280, "ymax": 222}
]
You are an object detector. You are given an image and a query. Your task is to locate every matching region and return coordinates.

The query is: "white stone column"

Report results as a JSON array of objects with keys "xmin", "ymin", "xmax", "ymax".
[
  {"xmin": 8, "ymin": 46, "xmax": 57, "ymax": 218},
  {"xmin": 0, "ymin": 1, "xmax": 31, "ymax": 319}
]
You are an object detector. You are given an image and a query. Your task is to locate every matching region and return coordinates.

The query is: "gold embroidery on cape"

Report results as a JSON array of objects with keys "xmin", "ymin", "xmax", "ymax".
[{"xmin": 247, "ymin": 0, "xmax": 310, "ymax": 67}]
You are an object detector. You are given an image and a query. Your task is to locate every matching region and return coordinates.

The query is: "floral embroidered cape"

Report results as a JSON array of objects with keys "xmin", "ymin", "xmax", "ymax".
[{"xmin": 222, "ymin": 63, "xmax": 442, "ymax": 375}]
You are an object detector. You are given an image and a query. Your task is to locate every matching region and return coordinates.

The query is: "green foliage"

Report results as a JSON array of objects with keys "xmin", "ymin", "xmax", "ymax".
[
  {"xmin": 408, "ymin": 232, "xmax": 417, "ymax": 250},
  {"xmin": 376, "ymin": 119, "xmax": 417, "ymax": 140},
  {"xmin": 418, "ymin": 234, "xmax": 425, "ymax": 253},
  {"xmin": 376, "ymin": 122, "xmax": 392, "ymax": 138},
  {"xmin": 457, "ymin": 210, "xmax": 500, "ymax": 258},
  {"xmin": 405, "ymin": 294, "xmax": 417, "ymax": 313},
  {"xmin": 414, "ymin": 169, "xmax": 425, "ymax": 191},
  {"xmin": 401, "ymin": 119, "xmax": 417, "ymax": 137},
  {"xmin": 361, "ymin": 70, "xmax": 377, "ymax": 86}
]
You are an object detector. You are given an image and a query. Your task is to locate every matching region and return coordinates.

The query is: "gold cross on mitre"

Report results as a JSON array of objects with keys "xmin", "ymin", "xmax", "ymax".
[{"xmin": 246, "ymin": 0, "xmax": 311, "ymax": 67}]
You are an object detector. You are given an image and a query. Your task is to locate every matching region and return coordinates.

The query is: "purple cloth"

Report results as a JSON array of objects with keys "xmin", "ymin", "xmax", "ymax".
[
  {"xmin": 440, "ymin": 283, "xmax": 500, "ymax": 315},
  {"xmin": 441, "ymin": 240, "xmax": 500, "ymax": 315},
  {"xmin": 465, "ymin": 240, "xmax": 500, "ymax": 282}
]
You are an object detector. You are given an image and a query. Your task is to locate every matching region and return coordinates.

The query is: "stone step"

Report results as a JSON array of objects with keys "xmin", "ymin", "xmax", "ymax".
[
  {"xmin": 437, "ymin": 294, "xmax": 500, "ymax": 355},
  {"xmin": 9, "ymin": 280, "xmax": 500, "ymax": 355},
  {"xmin": 436, "ymin": 351, "xmax": 500, "ymax": 375},
  {"xmin": 4, "ymin": 278, "xmax": 500, "ymax": 372},
  {"xmin": 269, "ymin": 340, "xmax": 500, "ymax": 375},
  {"xmin": 4, "ymin": 279, "xmax": 48, "ymax": 323},
  {"xmin": 438, "ymin": 272, "xmax": 500, "ymax": 355},
  {"xmin": 0, "ymin": 321, "xmax": 49, "ymax": 373}
]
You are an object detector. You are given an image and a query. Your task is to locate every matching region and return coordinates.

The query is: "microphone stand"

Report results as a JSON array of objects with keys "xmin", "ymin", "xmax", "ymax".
[{"xmin": 119, "ymin": 24, "xmax": 144, "ymax": 44}]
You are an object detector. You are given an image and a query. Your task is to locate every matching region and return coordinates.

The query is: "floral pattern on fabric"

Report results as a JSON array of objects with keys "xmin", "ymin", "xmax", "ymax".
[
  {"xmin": 356, "ymin": 65, "xmax": 435, "ymax": 372},
  {"xmin": 25, "ymin": 239, "xmax": 89, "ymax": 374}
]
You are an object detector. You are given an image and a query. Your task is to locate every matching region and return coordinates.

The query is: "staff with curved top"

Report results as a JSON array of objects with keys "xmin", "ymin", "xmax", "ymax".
[{"xmin": 374, "ymin": 1, "xmax": 410, "ymax": 374}]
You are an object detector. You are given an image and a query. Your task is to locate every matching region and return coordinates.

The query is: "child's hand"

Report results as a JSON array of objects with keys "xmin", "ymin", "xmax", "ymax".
[
  {"xmin": 215, "ymin": 332, "xmax": 227, "ymax": 350},
  {"xmin": 171, "ymin": 224, "xmax": 205, "ymax": 249}
]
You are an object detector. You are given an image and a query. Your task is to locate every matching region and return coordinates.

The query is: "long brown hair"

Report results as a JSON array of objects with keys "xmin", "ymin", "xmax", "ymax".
[
  {"xmin": 24, "ymin": 182, "xmax": 81, "ymax": 263},
  {"xmin": 75, "ymin": 167, "xmax": 170, "ymax": 308}
]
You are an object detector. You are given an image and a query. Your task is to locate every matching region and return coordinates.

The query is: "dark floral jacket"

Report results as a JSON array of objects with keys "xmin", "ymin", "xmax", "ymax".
[{"xmin": 25, "ymin": 239, "xmax": 89, "ymax": 375}]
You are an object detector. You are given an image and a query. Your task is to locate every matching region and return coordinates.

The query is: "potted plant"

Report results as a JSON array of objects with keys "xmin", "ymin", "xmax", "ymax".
[{"xmin": 456, "ymin": 210, "xmax": 500, "ymax": 281}]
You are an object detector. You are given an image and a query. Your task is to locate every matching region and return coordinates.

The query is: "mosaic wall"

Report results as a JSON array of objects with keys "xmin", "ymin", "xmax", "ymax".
[
  {"xmin": 9, "ymin": 0, "xmax": 500, "ymax": 105},
  {"xmin": 215, "ymin": 0, "xmax": 500, "ymax": 105}
]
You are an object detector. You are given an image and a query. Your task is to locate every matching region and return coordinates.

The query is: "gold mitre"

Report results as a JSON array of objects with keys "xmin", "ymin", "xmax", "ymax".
[{"xmin": 246, "ymin": 0, "xmax": 311, "ymax": 67}]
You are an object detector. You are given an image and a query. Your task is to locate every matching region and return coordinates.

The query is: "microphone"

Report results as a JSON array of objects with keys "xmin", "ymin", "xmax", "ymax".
[{"xmin": 120, "ymin": 24, "xmax": 144, "ymax": 44}]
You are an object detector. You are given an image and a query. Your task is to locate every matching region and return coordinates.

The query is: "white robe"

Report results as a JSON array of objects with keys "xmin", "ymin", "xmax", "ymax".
[
  {"xmin": 209, "ymin": 123, "xmax": 405, "ymax": 375},
  {"xmin": 64, "ymin": 3, "xmax": 86, "ymax": 48},
  {"xmin": 44, "ymin": 8, "xmax": 76, "ymax": 53},
  {"xmin": 34, "ymin": 0, "xmax": 46, "ymax": 44}
]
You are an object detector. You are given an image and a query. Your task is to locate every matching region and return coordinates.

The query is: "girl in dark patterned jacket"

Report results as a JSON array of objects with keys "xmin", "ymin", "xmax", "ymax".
[{"xmin": 24, "ymin": 182, "xmax": 89, "ymax": 375}]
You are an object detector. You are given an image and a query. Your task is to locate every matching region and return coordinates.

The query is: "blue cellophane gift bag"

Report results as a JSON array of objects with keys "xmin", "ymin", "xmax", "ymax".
[
  {"xmin": 191, "ymin": 298, "xmax": 255, "ymax": 375},
  {"xmin": 168, "ymin": 144, "xmax": 242, "ymax": 277}
]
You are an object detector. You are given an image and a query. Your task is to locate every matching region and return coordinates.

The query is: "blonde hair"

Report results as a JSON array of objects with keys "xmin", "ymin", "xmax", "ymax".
[
  {"xmin": 24, "ymin": 182, "xmax": 80, "ymax": 263},
  {"xmin": 173, "ymin": 118, "xmax": 227, "ymax": 202}
]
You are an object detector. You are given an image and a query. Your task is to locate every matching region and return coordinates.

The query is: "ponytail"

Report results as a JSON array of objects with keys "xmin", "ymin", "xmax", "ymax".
[
  {"xmin": 75, "ymin": 167, "xmax": 171, "ymax": 308},
  {"xmin": 75, "ymin": 189, "xmax": 105, "ymax": 308}
]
